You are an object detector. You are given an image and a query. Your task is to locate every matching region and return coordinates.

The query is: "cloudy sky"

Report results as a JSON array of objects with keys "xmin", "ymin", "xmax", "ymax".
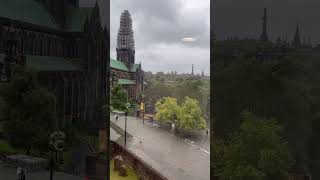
[
  {"xmin": 109, "ymin": 0, "xmax": 210, "ymax": 75},
  {"xmin": 213, "ymin": 0, "xmax": 320, "ymax": 44}
]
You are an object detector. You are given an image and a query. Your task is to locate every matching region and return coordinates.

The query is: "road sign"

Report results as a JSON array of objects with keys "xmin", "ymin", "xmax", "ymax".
[{"xmin": 126, "ymin": 103, "xmax": 131, "ymax": 110}]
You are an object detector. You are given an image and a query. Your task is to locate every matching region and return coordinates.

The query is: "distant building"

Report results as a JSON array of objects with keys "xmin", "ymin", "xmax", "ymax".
[
  {"xmin": 0, "ymin": 0, "xmax": 108, "ymax": 131},
  {"xmin": 111, "ymin": 10, "xmax": 143, "ymax": 102},
  {"xmin": 260, "ymin": 8, "xmax": 269, "ymax": 42}
]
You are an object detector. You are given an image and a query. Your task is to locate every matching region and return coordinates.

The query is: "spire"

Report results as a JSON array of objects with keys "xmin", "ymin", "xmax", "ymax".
[
  {"xmin": 116, "ymin": 10, "xmax": 135, "ymax": 65},
  {"xmin": 201, "ymin": 69, "xmax": 204, "ymax": 77},
  {"xmin": 191, "ymin": 64, "xmax": 194, "ymax": 75},
  {"xmin": 260, "ymin": 8, "xmax": 268, "ymax": 41},
  {"xmin": 117, "ymin": 10, "xmax": 135, "ymax": 51},
  {"xmin": 292, "ymin": 24, "xmax": 301, "ymax": 49}
]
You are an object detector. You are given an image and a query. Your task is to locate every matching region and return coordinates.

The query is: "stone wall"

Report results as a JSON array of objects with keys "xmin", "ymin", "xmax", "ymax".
[
  {"xmin": 111, "ymin": 141, "xmax": 168, "ymax": 180},
  {"xmin": 85, "ymin": 141, "xmax": 167, "ymax": 180},
  {"xmin": 86, "ymin": 153, "xmax": 109, "ymax": 180}
]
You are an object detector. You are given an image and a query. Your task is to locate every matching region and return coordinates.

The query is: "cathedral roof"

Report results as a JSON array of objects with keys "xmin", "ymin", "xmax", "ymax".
[
  {"xmin": 65, "ymin": 5, "xmax": 93, "ymax": 32},
  {"xmin": 0, "ymin": 0, "xmax": 60, "ymax": 30},
  {"xmin": 0, "ymin": 0, "xmax": 93, "ymax": 32},
  {"xmin": 117, "ymin": 79, "xmax": 135, "ymax": 85},
  {"xmin": 110, "ymin": 58, "xmax": 140, "ymax": 72}
]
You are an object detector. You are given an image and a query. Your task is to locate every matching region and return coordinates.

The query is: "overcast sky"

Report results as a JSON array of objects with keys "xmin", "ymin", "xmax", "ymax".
[
  {"xmin": 109, "ymin": 0, "xmax": 210, "ymax": 75},
  {"xmin": 213, "ymin": 0, "xmax": 320, "ymax": 44}
]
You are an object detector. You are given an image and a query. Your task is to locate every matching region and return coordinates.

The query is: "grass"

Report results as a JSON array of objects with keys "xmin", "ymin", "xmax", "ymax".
[{"xmin": 110, "ymin": 159, "xmax": 139, "ymax": 180}]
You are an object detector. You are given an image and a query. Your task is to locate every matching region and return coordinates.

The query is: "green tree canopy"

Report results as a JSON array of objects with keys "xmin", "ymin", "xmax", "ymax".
[
  {"xmin": 155, "ymin": 96, "xmax": 206, "ymax": 133},
  {"xmin": 111, "ymin": 84, "xmax": 128, "ymax": 111},
  {"xmin": 155, "ymin": 97, "xmax": 179, "ymax": 123},
  {"xmin": 214, "ymin": 111, "xmax": 294, "ymax": 180},
  {"xmin": 0, "ymin": 66, "xmax": 56, "ymax": 154},
  {"xmin": 177, "ymin": 97, "xmax": 206, "ymax": 132}
]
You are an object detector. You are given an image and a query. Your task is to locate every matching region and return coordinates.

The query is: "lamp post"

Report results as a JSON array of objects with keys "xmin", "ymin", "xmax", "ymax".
[
  {"xmin": 124, "ymin": 110, "xmax": 127, "ymax": 147},
  {"xmin": 49, "ymin": 131, "xmax": 66, "ymax": 180},
  {"xmin": 49, "ymin": 151, "xmax": 54, "ymax": 180},
  {"xmin": 124, "ymin": 103, "xmax": 131, "ymax": 147}
]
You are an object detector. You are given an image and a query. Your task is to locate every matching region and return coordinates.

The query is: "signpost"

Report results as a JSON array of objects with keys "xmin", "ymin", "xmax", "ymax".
[{"xmin": 125, "ymin": 103, "xmax": 130, "ymax": 147}]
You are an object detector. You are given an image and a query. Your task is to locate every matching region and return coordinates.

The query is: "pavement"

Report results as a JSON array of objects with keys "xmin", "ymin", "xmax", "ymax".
[
  {"xmin": 111, "ymin": 115, "xmax": 210, "ymax": 180},
  {"xmin": 0, "ymin": 161, "xmax": 83, "ymax": 180}
]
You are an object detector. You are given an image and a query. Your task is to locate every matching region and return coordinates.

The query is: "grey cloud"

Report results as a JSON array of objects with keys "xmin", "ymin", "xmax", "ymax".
[
  {"xmin": 213, "ymin": 0, "xmax": 320, "ymax": 44},
  {"xmin": 111, "ymin": 0, "xmax": 209, "ymax": 48},
  {"xmin": 110, "ymin": 0, "xmax": 210, "ymax": 74}
]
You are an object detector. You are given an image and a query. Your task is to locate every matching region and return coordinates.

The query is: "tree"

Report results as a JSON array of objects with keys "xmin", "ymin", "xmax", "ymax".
[
  {"xmin": 213, "ymin": 57, "xmax": 312, "ymax": 172},
  {"xmin": 173, "ymin": 79, "xmax": 210, "ymax": 114},
  {"xmin": 111, "ymin": 84, "xmax": 128, "ymax": 111},
  {"xmin": 214, "ymin": 111, "xmax": 294, "ymax": 180},
  {"xmin": 0, "ymin": 66, "xmax": 56, "ymax": 154},
  {"xmin": 154, "ymin": 97, "xmax": 179, "ymax": 123},
  {"xmin": 177, "ymin": 97, "xmax": 206, "ymax": 133}
]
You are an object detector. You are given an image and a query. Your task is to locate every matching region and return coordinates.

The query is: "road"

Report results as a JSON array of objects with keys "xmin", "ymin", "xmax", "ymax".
[{"xmin": 111, "ymin": 115, "xmax": 210, "ymax": 180}]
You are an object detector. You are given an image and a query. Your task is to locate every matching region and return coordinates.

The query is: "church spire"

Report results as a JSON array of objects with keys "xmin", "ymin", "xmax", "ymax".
[
  {"xmin": 191, "ymin": 64, "xmax": 194, "ymax": 75},
  {"xmin": 292, "ymin": 24, "xmax": 301, "ymax": 49},
  {"xmin": 260, "ymin": 8, "xmax": 268, "ymax": 41},
  {"xmin": 116, "ymin": 10, "xmax": 135, "ymax": 65}
]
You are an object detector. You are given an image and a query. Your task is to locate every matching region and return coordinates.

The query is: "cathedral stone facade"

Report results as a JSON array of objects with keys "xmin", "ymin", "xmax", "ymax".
[
  {"xmin": 0, "ymin": 0, "xmax": 108, "ymax": 133},
  {"xmin": 111, "ymin": 10, "xmax": 143, "ymax": 102}
]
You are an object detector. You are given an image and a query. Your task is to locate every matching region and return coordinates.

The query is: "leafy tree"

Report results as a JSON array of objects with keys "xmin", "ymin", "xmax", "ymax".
[
  {"xmin": 214, "ymin": 111, "xmax": 294, "ymax": 180},
  {"xmin": 0, "ymin": 66, "xmax": 56, "ymax": 154},
  {"xmin": 177, "ymin": 97, "xmax": 206, "ymax": 133},
  {"xmin": 173, "ymin": 79, "xmax": 210, "ymax": 114},
  {"xmin": 111, "ymin": 84, "xmax": 127, "ymax": 111},
  {"xmin": 213, "ymin": 57, "xmax": 312, "ymax": 171},
  {"xmin": 144, "ymin": 81, "xmax": 172, "ymax": 101},
  {"xmin": 155, "ymin": 97, "xmax": 179, "ymax": 123}
]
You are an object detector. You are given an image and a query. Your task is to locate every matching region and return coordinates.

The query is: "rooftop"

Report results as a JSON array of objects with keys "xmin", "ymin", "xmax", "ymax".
[
  {"xmin": 110, "ymin": 58, "xmax": 140, "ymax": 72},
  {"xmin": 117, "ymin": 79, "xmax": 135, "ymax": 85},
  {"xmin": 0, "ymin": 0, "xmax": 93, "ymax": 32}
]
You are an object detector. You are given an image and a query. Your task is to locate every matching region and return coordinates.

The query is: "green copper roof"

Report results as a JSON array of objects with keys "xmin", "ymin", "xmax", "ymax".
[
  {"xmin": 0, "ymin": 0, "xmax": 61, "ymax": 30},
  {"xmin": 0, "ymin": 0, "xmax": 94, "ymax": 32},
  {"xmin": 117, "ymin": 79, "xmax": 135, "ymax": 85},
  {"xmin": 130, "ymin": 64, "xmax": 140, "ymax": 72},
  {"xmin": 26, "ymin": 55, "xmax": 83, "ymax": 72},
  {"xmin": 110, "ymin": 58, "xmax": 140, "ymax": 72},
  {"xmin": 110, "ymin": 58, "xmax": 129, "ymax": 71},
  {"xmin": 65, "ymin": 5, "xmax": 93, "ymax": 32}
]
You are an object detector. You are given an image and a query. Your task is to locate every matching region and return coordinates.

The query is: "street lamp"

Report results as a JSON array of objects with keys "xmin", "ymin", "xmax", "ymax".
[
  {"xmin": 124, "ymin": 103, "xmax": 131, "ymax": 147},
  {"xmin": 49, "ymin": 131, "xmax": 66, "ymax": 180},
  {"xmin": 124, "ymin": 110, "xmax": 128, "ymax": 147}
]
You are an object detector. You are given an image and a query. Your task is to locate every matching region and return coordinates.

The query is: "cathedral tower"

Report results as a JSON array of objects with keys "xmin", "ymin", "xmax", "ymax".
[
  {"xmin": 116, "ymin": 10, "xmax": 135, "ymax": 65},
  {"xmin": 191, "ymin": 64, "xmax": 194, "ymax": 75},
  {"xmin": 292, "ymin": 24, "xmax": 302, "ymax": 49},
  {"xmin": 260, "ymin": 8, "xmax": 268, "ymax": 41}
]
